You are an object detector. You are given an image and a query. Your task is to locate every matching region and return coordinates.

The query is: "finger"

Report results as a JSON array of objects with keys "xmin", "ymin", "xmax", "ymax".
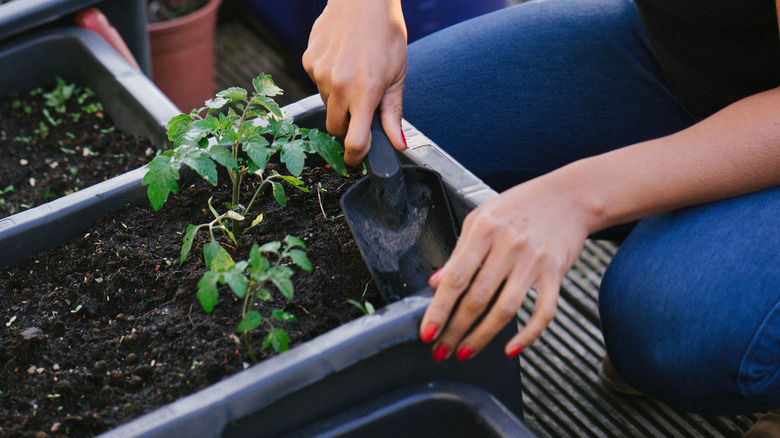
[
  {"xmin": 429, "ymin": 240, "xmax": 519, "ymax": 360},
  {"xmin": 379, "ymin": 81, "xmax": 406, "ymax": 151},
  {"xmin": 452, "ymin": 264, "xmax": 534, "ymax": 360},
  {"xmin": 325, "ymin": 94, "xmax": 349, "ymax": 138},
  {"xmin": 505, "ymin": 276, "xmax": 561, "ymax": 358},
  {"xmin": 343, "ymin": 101, "xmax": 376, "ymax": 166},
  {"xmin": 419, "ymin": 214, "xmax": 494, "ymax": 346}
]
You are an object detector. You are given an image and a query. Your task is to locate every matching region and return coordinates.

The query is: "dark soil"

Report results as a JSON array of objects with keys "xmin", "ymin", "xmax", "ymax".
[
  {"xmin": 0, "ymin": 82, "xmax": 154, "ymax": 219},
  {"xmin": 0, "ymin": 123, "xmax": 383, "ymax": 435},
  {"xmin": 0, "ymin": 165, "xmax": 383, "ymax": 437}
]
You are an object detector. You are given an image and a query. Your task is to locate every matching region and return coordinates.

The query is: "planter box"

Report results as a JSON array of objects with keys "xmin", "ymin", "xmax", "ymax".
[
  {"xmin": 0, "ymin": 90, "xmax": 529, "ymax": 436},
  {"xmin": 0, "ymin": 27, "xmax": 180, "ymax": 269},
  {"xmin": 0, "ymin": 0, "xmax": 150, "ymax": 73}
]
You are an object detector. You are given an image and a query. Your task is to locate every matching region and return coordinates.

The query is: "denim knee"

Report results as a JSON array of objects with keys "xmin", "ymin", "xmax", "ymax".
[{"xmin": 599, "ymin": 188, "xmax": 780, "ymax": 415}]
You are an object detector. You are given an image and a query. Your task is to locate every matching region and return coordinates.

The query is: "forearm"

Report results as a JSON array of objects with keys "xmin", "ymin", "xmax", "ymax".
[{"xmin": 545, "ymin": 86, "xmax": 780, "ymax": 234}]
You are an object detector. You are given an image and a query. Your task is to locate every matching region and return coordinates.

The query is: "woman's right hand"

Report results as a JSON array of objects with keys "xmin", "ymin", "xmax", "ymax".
[{"xmin": 303, "ymin": 0, "xmax": 408, "ymax": 167}]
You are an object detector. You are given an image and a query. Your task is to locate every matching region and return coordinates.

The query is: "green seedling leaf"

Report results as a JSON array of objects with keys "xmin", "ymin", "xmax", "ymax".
[
  {"xmin": 197, "ymin": 271, "xmax": 220, "ymax": 313},
  {"xmin": 276, "ymin": 174, "xmax": 309, "ymax": 192},
  {"xmin": 180, "ymin": 224, "xmax": 201, "ymax": 264},
  {"xmin": 288, "ymin": 249, "xmax": 312, "ymax": 272},
  {"xmin": 223, "ymin": 263, "xmax": 249, "ymax": 298},
  {"xmin": 248, "ymin": 214, "xmax": 264, "ymax": 230},
  {"xmin": 272, "ymin": 181, "xmax": 286, "ymax": 206},
  {"xmin": 268, "ymin": 265, "xmax": 294, "ymax": 299},
  {"xmin": 217, "ymin": 86, "xmax": 248, "ymax": 101},
  {"xmin": 271, "ymin": 309, "xmax": 297, "ymax": 322},
  {"xmin": 204, "ymin": 240, "xmax": 234, "ymax": 271},
  {"xmin": 263, "ymin": 328, "xmax": 291, "ymax": 353},
  {"xmin": 143, "ymin": 153, "xmax": 180, "ymax": 211},
  {"xmin": 306, "ymin": 129, "xmax": 347, "ymax": 176},
  {"xmin": 284, "ymin": 235, "xmax": 306, "ymax": 249},
  {"xmin": 280, "ymin": 140, "xmax": 307, "ymax": 177},
  {"xmin": 256, "ymin": 288, "xmax": 272, "ymax": 301},
  {"xmin": 208, "ymin": 144, "xmax": 239, "ymax": 171},
  {"xmin": 237, "ymin": 311, "xmax": 263, "ymax": 333},
  {"xmin": 252, "ymin": 74, "xmax": 283, "ymax": 97},
  {"xmin": 180, "ymin": 146, "xmax": 218, "ymax": 185},
  {"xmin": 242, "ymin": 134, "xmax": 271, "ymax": 170},
  {"xmin": 258, "ymin": 241, "xmax": 281, "ymax": 254}
]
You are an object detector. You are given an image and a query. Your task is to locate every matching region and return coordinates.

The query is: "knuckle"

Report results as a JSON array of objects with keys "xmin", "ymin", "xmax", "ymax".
[
  {"xmin": 462, "ymin": 288, "xmax": 491, "ymax": 312},
  {"xmin": 494, "ymin": 300, "xmax": 520, "ymax": 321}
]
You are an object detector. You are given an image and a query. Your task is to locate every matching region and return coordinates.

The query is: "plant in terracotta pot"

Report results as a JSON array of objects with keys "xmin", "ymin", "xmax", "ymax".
[{"xmin": 146, "ymin": 0, "xmax": 222, "ymax": 112}]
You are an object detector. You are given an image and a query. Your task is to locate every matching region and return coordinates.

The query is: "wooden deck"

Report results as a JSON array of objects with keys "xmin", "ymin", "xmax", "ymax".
[{"xmin": 214, "ymin": 3, "xmax": 760, "ymax": 437}]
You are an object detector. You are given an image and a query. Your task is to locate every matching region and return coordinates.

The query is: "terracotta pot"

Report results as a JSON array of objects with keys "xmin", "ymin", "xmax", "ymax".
[{"xmin": 148, "ymin": 0, "xmax": 221, "ymax": 112}]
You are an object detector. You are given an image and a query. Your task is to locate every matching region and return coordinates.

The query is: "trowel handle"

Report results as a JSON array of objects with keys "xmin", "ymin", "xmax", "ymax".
[{"xmin": 365, "ymin": 111, "xmax": 402, "ymax": 179}]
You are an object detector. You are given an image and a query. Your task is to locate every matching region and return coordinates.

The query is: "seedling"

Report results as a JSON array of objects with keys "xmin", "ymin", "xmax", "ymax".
[{"xmin": 143, "ymin": 74, "xmax": 346, "ymax": 360}]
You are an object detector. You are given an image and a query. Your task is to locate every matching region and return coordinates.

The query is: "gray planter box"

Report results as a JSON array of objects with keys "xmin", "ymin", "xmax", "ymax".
[
  {"xmin": 0, "ymin": 27, "xmax": 179, "ymax": 268},
  {"xmin": 1, "ymin": 71, "xmax": 529, "ymax": 435},
  {"xmin": 0, "ymin": 0, "xmax": 150, "ymax": 73}
]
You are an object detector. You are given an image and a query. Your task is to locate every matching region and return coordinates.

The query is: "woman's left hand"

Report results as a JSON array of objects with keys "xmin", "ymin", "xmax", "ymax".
[{"xmin": 420, "ymin": 174, "xmax": 593, "ymax": 361}]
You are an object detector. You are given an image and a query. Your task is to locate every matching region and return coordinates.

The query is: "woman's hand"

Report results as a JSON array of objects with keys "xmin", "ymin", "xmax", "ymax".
[
  {"xmin": 420, "ymin": 175, "xmax": 594, "ymax": 361},
  {"xmin": 303, "ymin": 0, "xmax": 408, "ymax": 166}
]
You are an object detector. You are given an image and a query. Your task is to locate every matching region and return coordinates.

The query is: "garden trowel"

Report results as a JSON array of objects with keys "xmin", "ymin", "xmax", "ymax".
[{"xmin": 340, "ymin": 112, "xmax": 458, "ymax": 302}]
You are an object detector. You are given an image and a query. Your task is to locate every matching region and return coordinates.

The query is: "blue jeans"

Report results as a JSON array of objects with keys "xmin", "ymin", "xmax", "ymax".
[{"xmin": 403, "ymin": 0, "xmax": 780, "ymax": 415}]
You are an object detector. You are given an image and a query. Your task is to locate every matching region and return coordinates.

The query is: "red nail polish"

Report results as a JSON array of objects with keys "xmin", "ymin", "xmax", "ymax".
[
  {"xmin": 432, "ymin": 345, "xmax": 449, "ymax": 362},
  {"xmin": 401, "ymin": 131, "xmax": 408, "ymax": 149},
  {"xmin": 456, "ymin": 345, "xmax": 474, "ymax": 361},
  {"xmin": 506, "ymin": 345, "xmax": 524, "ymax": 358},
  {"xmin": 429, "ymin": 266, "xmax": 444, "ymax": 284},
  {"xmin": 421, "ymin": 322, "xmax": 438, "ymax": 344}
]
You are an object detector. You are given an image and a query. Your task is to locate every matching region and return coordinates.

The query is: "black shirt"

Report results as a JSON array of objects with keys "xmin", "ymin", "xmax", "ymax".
[{"xmin": 634, "ymin": 0, "xmax": 780, "ymax": 118}]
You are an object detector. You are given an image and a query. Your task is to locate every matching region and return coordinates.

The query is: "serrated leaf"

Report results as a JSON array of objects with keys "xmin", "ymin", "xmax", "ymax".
[
  {"xmin": 197, "ymin": 271, "xmax": 220, "ymax": 313},
  {"xmin": 258, "ymin": 241, "xmax": 281, "ymax": 254},
  {"xmin": 223, "ymin": 268, "xmax": 248, "ymax": 299},
  {"xmin": 208, "ymin": 144, "xmax": 239, "ymax": 171},
  {"xmin": 204, "ymin": 240, "xmax": 234, "ymax": 271},
  {"xmin": 180, "ymin": 224, "xmax": 201, "ymax": 264},
  {"xmin": 269, "ymin": 265, "xmax": 294, "ymax": 299},
  {"xmin": 216, "ymin": 86, "xmax": 248, "ymax": 101},
  {"xmin": 252, "ymin": 74, "xmax": 283, "ymax": 97},
  {"xmin": 280, "ymin": 141, "xmax": 306, "ymax": 177},
  {"xmin": 306, "ymin": 129, "xmax": 346, "ymax": 176},
  {"xmin": 272, "ymin": 181, "xmax": 286, "ymax": 206},
  {"xmin": 205, "ymin": 97, "xmax": 231, "ymax": 109},
  {"xmin": 237, "ymin": 310, "xmax": 262, "ymax": 333},
  {"xmin": 263, "ymin": 328, "xmax": 291, "ymax": 353},
  {"xmin": 143, "ymin": 153, "xmax": 180, "ymax": 211},
  {"xmin": 284, "ymin": 235, "xmax": 306, "ymax": 249},
  {"xmin": 253, "ymin": 95, "xmax": 283, "ymax": 119},
  {"xmin": 242, "ymin": 134, "xmax": 271, "ymax": 170},
  {"xmin": 271, "ymin": 309, "xmax": 297, "ymax": 322},
  {"xmin": 256, "ymin": 288, "xmax": 272, "ymax": 301},
  {"xmin": 288, "ymin": 249, "xmax": 312, "ymax": 272},
  {"xmin": 180, "ymin": 146, "xmax": 218, "ymax": 185},
  {"xmin": 166, "ymin": 113, "xmax": 194, "ymax": 142}
]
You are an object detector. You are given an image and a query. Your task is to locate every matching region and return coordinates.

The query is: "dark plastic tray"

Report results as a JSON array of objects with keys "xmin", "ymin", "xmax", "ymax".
[
  {"xmin": 0, "ymin": 0, "xmax": 150, "ymax": 73},
  {"xmin": 276, "ymin": 382, "xmax": 535, "ymax": 438},
  {"xmin": 0, "ymin": 27, "xmax": 179, "ymax": 269}
]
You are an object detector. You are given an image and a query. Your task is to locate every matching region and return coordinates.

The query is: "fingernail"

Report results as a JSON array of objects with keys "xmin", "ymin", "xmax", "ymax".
[
  {"xmin": 456, "ymin": 345, "xmax": 474, "ymax": 361},
  {"xmin": 432, "ymin": 345, "xmax": 449, "ymax": 362},
  {"xmin": 420, "ymin": 322, "xmax": 438, "ymax": 343},
  {"xmin": 401, "ymin": 131, "xmax": 408, "ymax": 149},
  {"xmin": 506, "ymin": 345, "xmax": 524, "ymax": 358},
  {"xmin": 428, "ymin": 266, "xmax": 444, "ymax": 284}
]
